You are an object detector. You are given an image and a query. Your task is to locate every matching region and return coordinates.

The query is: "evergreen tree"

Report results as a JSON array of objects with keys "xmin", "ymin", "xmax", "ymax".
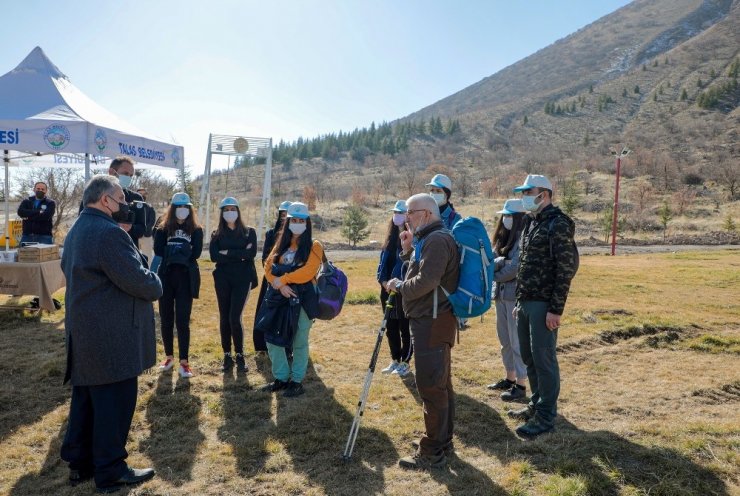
[
  {"xmin": 697, "ymin": 79, "xmax": 703, "ymax": 88},
  {"xmin": 642, "ymin": 64, "xmax": 647, "ymax": 71},
  {"xmin": 341, "ymin": 205, "xmax": 370, "ymax": 248},
  {"xmin": 634, "ymin": 85, "xmax": 640, "ymax": 94},
  {"xmin": 523, "ymin": 115, "xmax": 528, "ymax": 125},
  {"xmin": 680, "ymin": 88, "xmax": 688, "ymax": 101},
  {"xmin": 561, "ymin": 176, "xmax": 580, "ymax": 216},
  {"xmin": 589, "ymin": 84, "xmax": 594, "ymax": 94},
  {"xmin": 622, "ymin": 88, "xmax": 628, "ymax": 97},
  {"xmin": 658, "ymin": 200, "xmax": 672, "ymax": 241},
  {"xmin": 723, "ymin": 213, "xmax": 736, "ymax": 232},
  {"xmin": 653, "ymin": 59, "xmax": 658, "ymax": 67}
]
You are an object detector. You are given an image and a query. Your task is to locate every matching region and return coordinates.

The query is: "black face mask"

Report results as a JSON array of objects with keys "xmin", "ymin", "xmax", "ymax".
[
  {"xmin": 35, "ymin": 191, "xmax": 45, "ymax": 200},
  {"xmin": 107, "ymin": 195, "xmax": 131, "ymax": 223}
]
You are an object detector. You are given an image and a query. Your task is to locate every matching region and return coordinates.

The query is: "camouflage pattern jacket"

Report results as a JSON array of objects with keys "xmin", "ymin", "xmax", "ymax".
[{"xmin": 516, "ymin": 204, "xmax": 578, "ymax": 315}]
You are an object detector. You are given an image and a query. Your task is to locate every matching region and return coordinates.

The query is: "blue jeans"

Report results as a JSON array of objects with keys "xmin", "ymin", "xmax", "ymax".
[
  {"xmin": 266, "ymin": 309, "xmax": 313, "ymax": 383},
  {"xmin": 20, "ymin": 234, "xmax": 54, "ymax": 245}
]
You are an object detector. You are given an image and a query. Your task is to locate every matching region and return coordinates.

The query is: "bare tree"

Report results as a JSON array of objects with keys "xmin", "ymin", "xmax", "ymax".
[
  {"xmin": 714, "ymin": 153, "xmax": 738, "ymax": 200},
  {"xmin": 133, "ymin": 170, "xmax": 175, "ymax": 207},
  {"xmin": 628, "ymin": 180, "xmax": 654, "ymax": 231},
  {"xmin": 401, "ymin": 167, "xmax": 418, "ymax": 197},
  {"xmin": 16, "ymin": 167, "xmax": 84, "ymax": 236}
]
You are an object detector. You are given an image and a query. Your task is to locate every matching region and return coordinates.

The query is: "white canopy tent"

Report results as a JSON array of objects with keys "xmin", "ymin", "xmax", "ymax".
[{"xmin": 0, "ymin": 46, "xmax": 185, "ymax": 248}]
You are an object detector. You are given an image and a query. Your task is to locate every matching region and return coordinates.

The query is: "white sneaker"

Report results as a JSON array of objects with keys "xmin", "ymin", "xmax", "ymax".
[
  {"xmin": 158, "ymin": 357, "xmax": 174, "ymax": 372},
  {"xmin": 393, "ymin": 362, "xmax": 411, "ymax": 377},
  {"xmin": 178, "ymin": 363, "xmax": 194, "ymax": 378},
  {"xmin": 381, "ymin": 361, "xmax": 399, "ymax": 374}
]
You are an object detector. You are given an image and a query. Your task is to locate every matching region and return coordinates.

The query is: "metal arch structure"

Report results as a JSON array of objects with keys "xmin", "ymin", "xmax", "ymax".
[{"xmin": 198, "ymin": 134, "xmax": 272, "ymax": 243}]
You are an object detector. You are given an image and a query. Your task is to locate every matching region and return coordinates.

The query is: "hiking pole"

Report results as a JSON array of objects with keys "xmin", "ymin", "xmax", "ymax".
[{"xmin": 341, "ymin": 291, "xmax": 397, "ymax": 461}]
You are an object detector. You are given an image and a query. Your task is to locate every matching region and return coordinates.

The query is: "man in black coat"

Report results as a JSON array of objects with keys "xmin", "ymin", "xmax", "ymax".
[
  {"xmin": 78, "ymin": 156, "xmax": 148, "ymax": 248},
  {"xmin": 61, "ymin": 174, "xmax": 163, "ymax": 493},
  {"xmin": 17, "ymin": 181, "xmax": 55, "ymax": 244}
]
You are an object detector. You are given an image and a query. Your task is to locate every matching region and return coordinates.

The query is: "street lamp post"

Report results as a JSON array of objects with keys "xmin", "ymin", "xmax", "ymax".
[{"xmin": 609, "ymin": 146, "xmax": 630, "ymax": 256}]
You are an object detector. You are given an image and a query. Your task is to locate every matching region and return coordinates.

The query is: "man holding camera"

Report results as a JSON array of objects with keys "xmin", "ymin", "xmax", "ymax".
[{"xmin": 78, "ymin": 156, "xmax": 148, "ymax": 249}]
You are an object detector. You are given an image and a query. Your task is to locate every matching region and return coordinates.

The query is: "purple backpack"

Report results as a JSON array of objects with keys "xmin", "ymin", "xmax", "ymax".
[{"xmin": 316, "ymin": 250, "xmax": 348, "ymax": 320}]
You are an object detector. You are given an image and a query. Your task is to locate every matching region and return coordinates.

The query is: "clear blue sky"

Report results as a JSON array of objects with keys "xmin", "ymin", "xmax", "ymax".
[{"xmin": 2, "ymin": 0, "xmax": 631, "ymax": 175}]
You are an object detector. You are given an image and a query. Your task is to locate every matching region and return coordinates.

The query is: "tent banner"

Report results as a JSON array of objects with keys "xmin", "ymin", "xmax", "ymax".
[
  {"xmin": 90, "ymin": 126, "xmax": 183, "ymax": 170},
  {"xmin": 1, "ymin": 121, "xmax": 183, "ymax": 170}
]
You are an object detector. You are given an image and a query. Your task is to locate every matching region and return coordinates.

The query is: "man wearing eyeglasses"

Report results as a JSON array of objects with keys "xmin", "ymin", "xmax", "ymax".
[{"xmin": 384, "ymin": 193, "xmax": 460, "ymax": 470}]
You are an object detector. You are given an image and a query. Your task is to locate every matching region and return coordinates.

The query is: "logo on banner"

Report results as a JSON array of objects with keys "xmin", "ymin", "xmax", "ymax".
[
  {"xmin": 94, "ymin": 129, "xmax": 107, "ymax": 152},
  {"xmin": 43, "ymin": 124, "xmax": 71, "ymax": 151},
  {"xmin": 171, "ymin": 148, "xmax": 181, "ymax": 166}
]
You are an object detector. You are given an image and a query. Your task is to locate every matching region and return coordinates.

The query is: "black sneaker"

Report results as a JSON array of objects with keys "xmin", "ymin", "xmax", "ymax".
[
  {"xmin": 487, "ymin": 378, "xmax": 515, "ymax": 390},
  {"xmin": 516, "ymin": 418, "xmax": 554, "ymax": 438},
  {"xmin": 283, "ymin": 381, "xmax": 304, "ymax": 397},
  {"xmin": 507, "ymin": 405, "xmax": 535, "ymax": 421},
  {"xmin": 501, "ymin": 384, "xmax": 527, "ymax": 402},
  {"xmin": 221, "ymin": 353, "xmax": 233, "ymax": 372},
  {"xmin": 235, "ymin": 353, "xmax": 247, "ymax": 372},
  {"xmin": 261, "ymin": 379, "xmax": 289, "ymax": 392}
]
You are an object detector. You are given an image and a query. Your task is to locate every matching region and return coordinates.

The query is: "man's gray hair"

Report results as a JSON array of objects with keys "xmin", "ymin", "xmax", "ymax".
[
  {"xmin": 406, "ymin": 193, "xmax": 441, "ymax": 220},
  {"xmin": 83, "ymin": 174, "xmax": 120, "ymax": 205}
]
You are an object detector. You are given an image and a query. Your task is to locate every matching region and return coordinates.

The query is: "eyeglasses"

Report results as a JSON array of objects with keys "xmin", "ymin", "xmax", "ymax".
[{"xmin": 406, "ymin": 209, "xmax": 429, "ymax": 216}]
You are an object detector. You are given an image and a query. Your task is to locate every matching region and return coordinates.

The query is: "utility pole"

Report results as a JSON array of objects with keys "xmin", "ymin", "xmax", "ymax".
[{"xmin": 609, "ymin": 146, "xmax": 630, "ymax": 255}]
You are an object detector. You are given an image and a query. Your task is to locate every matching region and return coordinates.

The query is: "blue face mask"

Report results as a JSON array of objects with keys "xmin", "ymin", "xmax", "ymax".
[
  {"xmin": 521, "ymin": 192, "xmax": 543, "ymax": 212},
  {"xmin": 117, "ymin": 174, "xmax": 132, "ymax": 189}
]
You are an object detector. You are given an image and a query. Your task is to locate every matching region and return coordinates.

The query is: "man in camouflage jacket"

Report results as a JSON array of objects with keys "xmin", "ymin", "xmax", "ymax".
[{"xmin": 509, "ymin": 174, "xmax": 578, "ymax": 438}]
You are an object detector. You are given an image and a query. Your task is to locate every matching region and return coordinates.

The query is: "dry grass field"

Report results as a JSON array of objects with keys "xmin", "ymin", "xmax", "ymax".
[{"xmin": 0, "ymin": 249, "xmax": 738, "ymax": 496}]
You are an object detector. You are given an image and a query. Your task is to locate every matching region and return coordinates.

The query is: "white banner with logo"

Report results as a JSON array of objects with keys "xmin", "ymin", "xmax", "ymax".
[{"xmin": 1, "ymin": 121, "xmax": 183, "ymax": 170}]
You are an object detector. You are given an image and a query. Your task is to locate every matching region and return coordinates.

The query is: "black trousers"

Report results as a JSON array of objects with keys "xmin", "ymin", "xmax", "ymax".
[
  {"xmin": 252, "ymin": 277, "xmax": 270, "ymax": 351},
  {"xmin": 380, "ymin": 289, "xmax": 413, "ymax": 362},
  {"xmin": 214, "ymin": 269, "xmax": 251, "ymax": 355},
  {"xmin": 159, "ymin": 265, "xmax": 193, "ymax": 360},
  {"xmin": 60, "ymin": 377, "xmax": 138, "ymax": 487}
]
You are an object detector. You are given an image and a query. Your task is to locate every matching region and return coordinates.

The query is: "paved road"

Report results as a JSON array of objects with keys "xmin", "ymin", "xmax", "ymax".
[{"xmin": 323, "ymin": 245, "xmax": 738, "ymax": 261}]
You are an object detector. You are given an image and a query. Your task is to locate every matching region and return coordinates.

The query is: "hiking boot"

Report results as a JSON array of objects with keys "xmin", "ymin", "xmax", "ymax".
[
  {"xmin": 158, "ymin": 357, "xmax": 175, "ymax": 372},
  {"xmin": 261, "ymin": 379, "xmax": 289, "ymax": 392},
  {"xmin": 398, "ymin": 451, "xmax": 447, "ymax": 470},
  {"xmin": 507, "ymin": 405, "xmax": 535, "ymax": 421},
  {"xmin": 487, "ymin": 378, "xmax": 515, "ymax": 390},
  {"xmin": 178, "ymin": 363, "xmax": 194, "ymax": 378},
  {"xmin": 392, "ymin": 361, "xmax": 411, "ymax": 377},
  {"xmin": 221, "ymin": 353, "xmax": 234, "ymax": 372},
  {"xmin": 501, "ymin": 384, "xmax": 527, "ymax": 402},
  {"xmin": 69, "ymin": 468, "xmax": 94, "ymax": 486},
  {"xmin": 381, "ymin": 360, "xmax": 399, "ymax": 374},
  {"xmin": 411, "ymin": 439, "xmax": 454, "ymax": 457},
  {"xmin": 235, "ymin": 353, "xmax": 247, "ymax": 372},
  {"xmin": 516, "ymin": 418, "xmax": 554, "ymax": 438},
  {"xmin": 283, "ymin": 381, "xmax": 304, "ymax": 397}
]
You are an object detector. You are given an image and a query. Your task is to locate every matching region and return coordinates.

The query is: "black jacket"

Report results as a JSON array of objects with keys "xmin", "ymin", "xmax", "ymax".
[
  {"xmin": 209, "ymin": 226, "xmax": 259, "ymax": 289},
  {"xmin": 18, "ymin": 196, "xmax": 55, "ymax": 236},
  {"xmin": 154, "ymin": 226, "xmax": 203, "ymax": 298}
]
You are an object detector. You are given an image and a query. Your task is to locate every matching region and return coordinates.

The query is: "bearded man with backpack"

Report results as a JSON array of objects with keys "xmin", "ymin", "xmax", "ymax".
[
  {"xmin": 509, "ymin": 174, "xmax": 579, "ymax": 438},
  {"xmin": 384, "ymin": 193, "xmax": 460, "ymax": 470}
]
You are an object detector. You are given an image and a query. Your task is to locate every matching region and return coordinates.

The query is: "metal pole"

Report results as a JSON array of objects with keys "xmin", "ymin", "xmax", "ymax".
[
  {"xmin": 257, "ymin": 139, "xmax": 272, "ymax": 244},
  {"xmin": 342, "ymin": 292, "xmax": 396, "ymax": 461},
  {"xmin": 4, "ymin": 150, "xmax": 9, "ymax": 251},
  {"xmin": 84, "ymin": 153, "xmax": 90, "ymax": 181},
  {"xmin": 610, "ymin": 155, "xmax": 621, "ymax": 256},
  {"xmin": 198, "ymin": 134, "xmax": 212, "ymax": 220}
]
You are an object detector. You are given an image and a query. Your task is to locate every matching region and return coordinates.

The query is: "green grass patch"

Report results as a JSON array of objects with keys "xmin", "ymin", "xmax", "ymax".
[
  {"xmin": 345, "ymin": 289, "xmax": 380, "ymax": 305},
  {"xmin": 687, "ymin": 334, "xmax": 740, "ymax": 354}
]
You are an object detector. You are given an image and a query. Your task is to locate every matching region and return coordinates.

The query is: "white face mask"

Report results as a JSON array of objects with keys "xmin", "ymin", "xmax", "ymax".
[
  {"xmin": 222, "ymin": 211, "xmax": 238, "ymax": 224},
  {"xmin": 289, "ymin": 223, "xmax": 307, "ymax": 235},
  {"xmin": 521, "ymin": 192, "xmax": 543, "ymax": 212},
  {"xmin": 175, "ymin": 207, "xmax": 190, "ymax": 220},
  {"xmin": 117, "ymin": 174, "xmax": 132, "ymax": 189},
  {"xmin": 503, "ymin": 216, "xmax": 513, "ymax": 230},
  {"xmin": 430, "ymin": 192, "xmax": 446, "ymax": 206},
  {"xmin": 392, "ymin": 213, "xmax": 405, "ymax": 226}
]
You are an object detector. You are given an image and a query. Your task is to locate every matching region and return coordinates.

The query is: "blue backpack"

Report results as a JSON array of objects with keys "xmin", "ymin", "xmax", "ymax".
[{"xmin": 415, "ymin": 217, "xmax": 494, "ymax": 319}]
